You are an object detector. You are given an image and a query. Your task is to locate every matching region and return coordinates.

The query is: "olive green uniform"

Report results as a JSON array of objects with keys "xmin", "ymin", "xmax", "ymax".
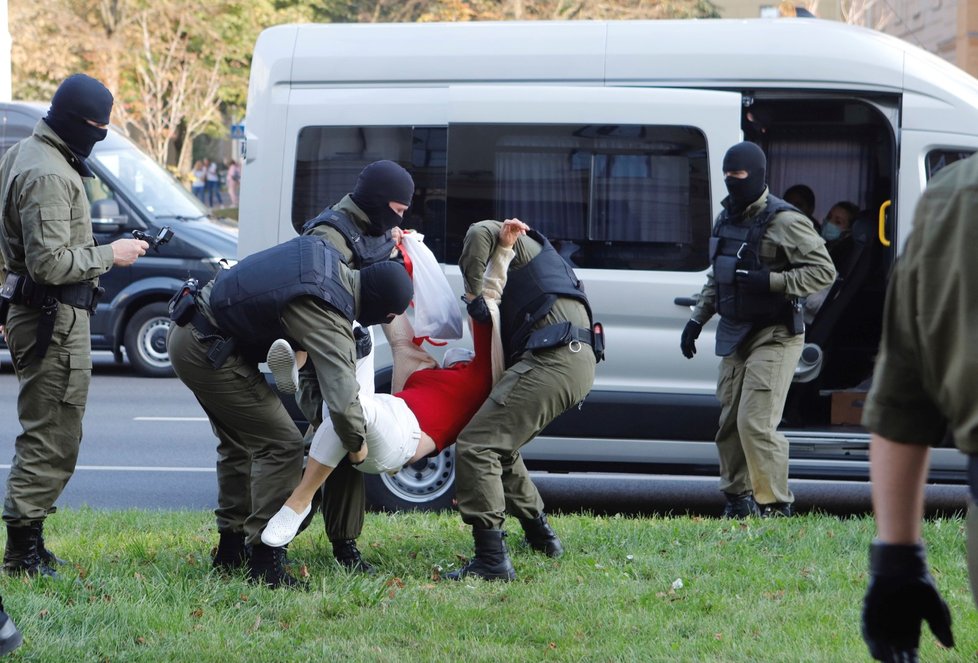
[
  {"xmin": 692, "ymin": 190, "xmax": 836, "ymax": 505},
  {"xmin": 296, "ymin": 194, "xmax": 384, "ymax": 541},
  {"xmin": 861, "ymin": 154, "xmax": 978, "ymax": 600},
  {"xmin": 168, "ymin": 272, "xmax": 365, "ymax": 546},
  {"xmin": 455, "ymin": 221, "xmax": 596, "ymax": 530},
  {"xmin": 0, "ymin": 121, "xmax": 115, "ymax": 526}
]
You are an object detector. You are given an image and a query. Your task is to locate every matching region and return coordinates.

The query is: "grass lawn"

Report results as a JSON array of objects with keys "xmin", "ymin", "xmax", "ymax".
[{"xmin": 0, "ymin": 509, "xmax": 974, "ymax": 662}]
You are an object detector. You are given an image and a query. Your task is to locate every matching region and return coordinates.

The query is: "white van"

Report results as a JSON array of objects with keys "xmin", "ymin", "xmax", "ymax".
[{"xmin": 239, "ymin": 18, "xmax": 978, "ymax": 510}]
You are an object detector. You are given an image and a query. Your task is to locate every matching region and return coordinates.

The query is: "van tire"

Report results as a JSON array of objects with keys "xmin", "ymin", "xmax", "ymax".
[
  {"xmin": 124, "ymin": 302, "xmax": 175, "ymax": 378},
  {"xmin": 364, "ymin": 447, "xmax": 456, "ymax": 512}
]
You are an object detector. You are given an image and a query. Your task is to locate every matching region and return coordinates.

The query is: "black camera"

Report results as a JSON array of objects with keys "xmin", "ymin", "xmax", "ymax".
[{"xmin": 132, "ymin": 226, "xmax": 174, "ymax": 251}]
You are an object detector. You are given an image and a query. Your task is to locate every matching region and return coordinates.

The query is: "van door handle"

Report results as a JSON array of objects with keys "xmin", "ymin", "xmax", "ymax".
[{"xmin": 674, "ymin": 296, "xmax": 699, "ymax": 307}]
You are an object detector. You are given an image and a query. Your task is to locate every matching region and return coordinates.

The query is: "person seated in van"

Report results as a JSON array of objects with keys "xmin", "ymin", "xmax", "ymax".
[
  {"xmin": 803, "ymin": 200, "xmax": 860, "ymax": 324},
  {"xmin": 680, "ymin": 141, "xmax": 836, "ymax": 519},
  {"xmin": 783, "ymin": 183, "xmax": 819, "ymax": 232},
  {"xmin": 166, "ymin": 236, "xmax": 414, "ymax": 589},
  {"xmin": 260, "ymin": 219, "xmax": 526, "ymax": 549},
  {"xmin": 291, "ymin": 159, "xmax": 415, "ymax": 575}
]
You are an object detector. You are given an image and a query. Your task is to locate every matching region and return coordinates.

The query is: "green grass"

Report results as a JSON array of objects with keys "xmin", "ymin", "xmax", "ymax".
[{"xmin": 1, "ymin": 509, "xmax": 975, "ymax": 661}]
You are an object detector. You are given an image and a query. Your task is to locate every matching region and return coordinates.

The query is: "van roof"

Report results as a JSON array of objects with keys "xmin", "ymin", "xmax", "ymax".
[{"xmin": 257, "ymin": 18, "xmax": 973, "ymax": 92}]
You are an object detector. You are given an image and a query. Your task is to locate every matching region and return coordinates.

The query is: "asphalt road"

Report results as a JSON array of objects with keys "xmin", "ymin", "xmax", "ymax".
[{"xmin": 0, "ymin": 352, "xmax": 968, "ymax": 518}]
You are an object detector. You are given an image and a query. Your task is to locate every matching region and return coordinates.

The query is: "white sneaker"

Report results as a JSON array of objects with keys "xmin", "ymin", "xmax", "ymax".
[
  {"xmin": 261, "ymin": 503, "xmax": 312, "ymax": 548},
  {"xmin": 267, "ymin": 339, "xmax": 299, "ymax": 394}
]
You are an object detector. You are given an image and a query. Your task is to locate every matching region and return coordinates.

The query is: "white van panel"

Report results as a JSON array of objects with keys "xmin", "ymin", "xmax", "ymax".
[
  {"xmin": 604, "ymin": 20, "xmax": 905, "ymax": 92},
  {"xmin": 290, "ymin": 21, "xmax": 607, "ymax": 85},
  {"xmin": 447, "ymin": 85, "xmax": 742, "ymax": 395}
]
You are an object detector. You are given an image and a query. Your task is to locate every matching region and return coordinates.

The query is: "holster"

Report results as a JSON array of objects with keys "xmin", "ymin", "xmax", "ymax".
[
  {"xmin": 34, "ymin": 297, "xmax": 58, "ymax": 359},
  {"xmin": 168, "ymin": 279, "xmax": 199, "ymax": 327},
  {"xmin": 524, "ymin": 320, "xmax": 605, "ymax": 362}
]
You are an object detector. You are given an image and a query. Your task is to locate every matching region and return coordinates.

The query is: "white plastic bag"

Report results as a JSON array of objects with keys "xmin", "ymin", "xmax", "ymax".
[{"xmin": 399, "ymin": 232, "xmax": 463, "ymax": 340}]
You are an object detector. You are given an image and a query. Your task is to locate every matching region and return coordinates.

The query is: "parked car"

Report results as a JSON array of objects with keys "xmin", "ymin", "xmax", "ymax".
[
  {"xmin": 239, "ymin": 18, "xmax": 978, "ymax": 509},
  {"xmin": 0, "ymin": 103, "xmax": 238, "ymax": 376}
]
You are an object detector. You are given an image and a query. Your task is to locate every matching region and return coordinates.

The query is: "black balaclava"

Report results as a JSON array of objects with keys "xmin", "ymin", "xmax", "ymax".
[
  {"xmin": 357, "ymin": 261, "xmax": 414, "ymax": 327},
  {"xmin": 350, "ymin": 160, "xmax": 415, "ymax": 235},
  {"xmin": 722, "ymin": 142, "xmax": 767, "ymax": 212},
  {"xmin": 44, "ymin": 74, "xmax": 114, "ymax": 175}
]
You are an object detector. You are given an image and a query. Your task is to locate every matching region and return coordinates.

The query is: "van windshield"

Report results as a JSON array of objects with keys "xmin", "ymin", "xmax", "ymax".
[{"xmin": 91, "ymin": 132, "xmax": 210, "ymax": 221}]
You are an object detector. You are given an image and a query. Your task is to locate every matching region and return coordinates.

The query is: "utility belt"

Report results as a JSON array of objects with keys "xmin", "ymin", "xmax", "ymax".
[
  {"xmin": 523, "ymin": 320, "xmax": 605, "ymax": 362},
  {"xmin": 168, "ymin": 278, "xmax": 237, "ymax": 369},
  {"xmin": 0, "ymin": 271, "xmax": 104, "ymax": 358}
]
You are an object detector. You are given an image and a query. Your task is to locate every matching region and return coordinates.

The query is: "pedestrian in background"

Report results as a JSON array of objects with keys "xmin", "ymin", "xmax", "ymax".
[
  {"xmin": 681, "ymin": 141, "xmax": 835, "ymax": 519},
  {"xmin": 191, "ymin": 160, "xmax": 206, "ymax": 201},
  {"xmin": 0, "ymin": 74, "xmax": 147, "ymax": 576},
  {"xmin": 225, "ymin": 159, "xmax": 241, "ymax": 207},
  {"xmin": 205, "ymin": 158, "xmax": 222, "ymax": 207},
  {"xmin": 856, "ymin": 155, "xmax": 978, "ymax": 661}
]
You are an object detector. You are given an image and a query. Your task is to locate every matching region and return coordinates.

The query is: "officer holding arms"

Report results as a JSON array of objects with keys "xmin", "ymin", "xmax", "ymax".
[
  {"xmin": 681, "ymin": 141, "xmax": 835, "ymax": 518},
  {"xmin": 288, "ymin": 160, "xmax": 414, "ymax": 572},
  {"xmin": 448, "ymin": 219, "xmax": 602, "ymax": 581},
  {"xmin": 0, "ymin": 74, "xmax": 147, "ymax": 576}
]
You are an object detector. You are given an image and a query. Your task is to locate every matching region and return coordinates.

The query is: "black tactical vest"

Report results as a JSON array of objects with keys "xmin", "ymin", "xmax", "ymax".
[
  {"xmin": 301, "ymin": 208, "xmax": 395, "ymax": 269},
  {"xmin": 710, "ymin": 195, "xmax": 797, "ymax": 355},
  {"xmin": 499, "ymin": 229, "xmax": 593, "ymax": 363},
  {"xmin": 209, "ymin": 236, "xmax": 355, "ymax": 359}
]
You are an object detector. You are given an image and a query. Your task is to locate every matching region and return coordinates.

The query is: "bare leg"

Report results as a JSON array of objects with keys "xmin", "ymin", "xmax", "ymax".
[
  {"xmin": 406, "ymin": 432, "xmax": 438, "ymax": 464},
  {"xmin": 283, "ymin": 458, "xmax": 334, "ymax": 513}
]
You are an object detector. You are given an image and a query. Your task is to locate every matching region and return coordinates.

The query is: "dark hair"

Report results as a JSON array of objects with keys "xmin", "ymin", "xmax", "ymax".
[
  {"xmin": 783, "ymin": 184, "xmax": 816, "ymax": 216},
  {"xmin": 830, "ymin": 201, "xmax": 860, "ymax": 220}
]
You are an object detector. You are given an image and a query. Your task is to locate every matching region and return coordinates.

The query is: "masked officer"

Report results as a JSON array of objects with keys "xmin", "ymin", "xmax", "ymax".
[
  {"xmin": 856, "ymin": 155, "xmax": 978, "ymax": 661},
  {"xmin": 680, "ymin": 141, "xmax": 835, "ymax": 519},
  {"xmin": 0, "ymin": 74, "xmax": 148, "ymax": 576},
  {"xmin": 285, "ymin": 160, "xmax": 414, "ymax": 573},
  {"xmin": 447, "ymin": 220, "xmax": 602, "ymax": 581},
  {"xmin": 167, "ymin": 235, "xmax": 412, "ymax": 588}
]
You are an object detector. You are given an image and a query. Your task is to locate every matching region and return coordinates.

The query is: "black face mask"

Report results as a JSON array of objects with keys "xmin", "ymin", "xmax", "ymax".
[
  {"xmin": 722, "ymin": 142, "xmax": 767, "ymax": 212},
  {"xmin": 357, "ymin": 261, "xmax": 414, "ymax": 327},
  {"xmin": 350, "ymin": 160, "xmax": 415, "ymax": 234},
  {"xmin": 44, "ymin": 74, "xmax": 114, "ymax": 174}
]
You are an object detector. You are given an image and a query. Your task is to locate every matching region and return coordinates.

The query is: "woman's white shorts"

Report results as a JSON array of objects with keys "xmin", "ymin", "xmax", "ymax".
[{"xmin": 308, "ymin": 393, "xmax": 421, "ymax": 475}]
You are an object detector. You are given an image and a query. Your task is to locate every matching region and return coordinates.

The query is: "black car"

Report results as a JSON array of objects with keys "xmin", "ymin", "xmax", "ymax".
[{"xmin": 0, "ymin": 102, "xmax": 238, "ymax": 376}]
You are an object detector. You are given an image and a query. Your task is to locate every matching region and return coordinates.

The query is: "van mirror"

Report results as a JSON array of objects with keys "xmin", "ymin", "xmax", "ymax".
[{"xmin": 91, "ymin": 198, "xmax": 125, "ymax": 234}]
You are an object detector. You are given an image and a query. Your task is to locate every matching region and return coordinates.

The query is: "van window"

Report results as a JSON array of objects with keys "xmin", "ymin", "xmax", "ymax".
[
  {"xmin": 926, "ymin": 149, "xmax": 976, "ymax": 180},
  {"xmin": 446, "ymin": 123, "xmax": 711, "ymax": 270},
  {"xmin": 292, "ymin": 126, "xmax": 447, "ymax": 254}
]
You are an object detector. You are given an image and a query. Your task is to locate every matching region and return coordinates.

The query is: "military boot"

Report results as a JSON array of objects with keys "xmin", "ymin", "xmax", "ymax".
[
  {"xmin": 35, "ymin": 521, "xmax": 65, "ymax": 566},
  {"xmin": 759, "ymin": 502, "xmax": 795, "ymax": 518},
  {"xmin": 332, "ymin": 539, "xmax": 375, "ymax": 574},
  {"xmin": 3, "ymin": 524, "xmax": 57, "ymax": 577},
  {"xmin": 722, "ymin": 492, "xmax": 761, "ymax": 519},
  {"xmin": 446, "ymin": 529, "xmax": 516, "ymax": 582},
  {"xmin": 212, "ymin": 530, "xmax": 249, "ymax": 572},
  {"xmin": 519, "ymin": 514, "xmax": 564, "ymax": 558},
  {"xmin": 248, "ymin": 543, "xmax": 305, "ymax": 589}
]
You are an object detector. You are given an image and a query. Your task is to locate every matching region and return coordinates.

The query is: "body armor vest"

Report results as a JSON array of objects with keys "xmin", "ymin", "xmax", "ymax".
[
  {"xmin": 301, "ymin": 208, "xmax": 395, "ymax": 269},
  {"xmin": 711, "ymin": 195, "xmax": 797, "ymax": 355},
  {"xmin": 209, "ymin": 235, "xmax": 355, "ymax": 360},
  {"xmin": 500, "ymin": 229, "xmax": 593, "ymax": 363}
]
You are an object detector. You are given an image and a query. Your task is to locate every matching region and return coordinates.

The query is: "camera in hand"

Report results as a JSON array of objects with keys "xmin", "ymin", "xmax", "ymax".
[{"xmin": 132, "ymin": 226, "xmax": 174, "ymax": 251}]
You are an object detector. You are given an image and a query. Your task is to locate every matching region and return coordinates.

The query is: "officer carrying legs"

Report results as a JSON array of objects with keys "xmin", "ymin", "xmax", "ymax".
[{"xmin": 167, "ymin": 236, "xmax": 412, "ymax": 588}]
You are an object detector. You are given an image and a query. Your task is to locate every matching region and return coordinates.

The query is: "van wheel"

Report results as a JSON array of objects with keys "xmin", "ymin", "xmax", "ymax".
[
  {"xmin": 124, "ymin": 302, "xmax": 175, "ymax": 378},
  {"xmin": 364, "ymin": 447, "xmax": 456, "ymax": 512}
]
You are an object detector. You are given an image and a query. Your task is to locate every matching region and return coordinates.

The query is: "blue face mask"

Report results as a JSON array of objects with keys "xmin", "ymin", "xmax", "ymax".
[{"xmin": 822, "ymin": 222, "xmax": 843, "ymax": 242}]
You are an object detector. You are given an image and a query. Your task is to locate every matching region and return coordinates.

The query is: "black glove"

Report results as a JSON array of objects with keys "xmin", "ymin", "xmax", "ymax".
[
  {"xmin": 466, "ymin": 295, "xmax": 491, "ymax": 324},
  {"xmin": 680, "ymin": 320, "xmax": 701, "ymax": 359},
  {"xmin": 862, "ymin": 541, "xmax": 954, "ymax": 662},
  {"xmin": 735, "ymin": 268, "xmax": 771, "ymax": 293},
  {"xmin": 354, "ymin": 326, "xmax": 372, "ymax": 360}
]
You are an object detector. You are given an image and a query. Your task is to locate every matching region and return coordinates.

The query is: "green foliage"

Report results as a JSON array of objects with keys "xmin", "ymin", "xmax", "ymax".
[{"xmin": 1, "ymin": 509, "xmax": 974, "ymax": 661}]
